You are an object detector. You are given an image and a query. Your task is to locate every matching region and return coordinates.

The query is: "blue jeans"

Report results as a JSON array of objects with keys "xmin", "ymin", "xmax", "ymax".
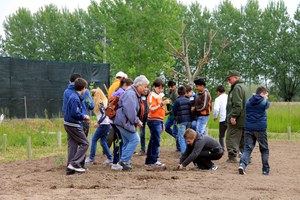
[
  {"xmin": 117, "ymin": 126, "xmax": 140, "ymax": 164},
  {"xmin": 145, "ymin": 120, "xmax": 163, "ymax": 164},
  {"xmin": 196, "ymin": 115, "xmax": 210, "ymax": 135},
  {"xmin": 178, "ymin": 122, "xmax": 190, "ymax": 154},
  {"xmin": 240, "ymin": 131, "xmax": 270, "ymax": 173},
  {"xmin": 89, "ymin": 124, "xmax": 112, "ymax": 161},
  {"xmin": 165, "ymin": 117, "xmax": 180, "ymax": 151},
  {"xmin": 191, "ymin": 120, "xmax": 197, "ymax": 131},
  {"xmin": 139, "ymin": 121, "xmax": 147, "ymax": 152}
]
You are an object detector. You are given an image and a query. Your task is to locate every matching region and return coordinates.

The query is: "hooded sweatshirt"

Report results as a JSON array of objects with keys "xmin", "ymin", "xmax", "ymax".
[{"xmin": 245, "ymin": 94, "xmax": 270, "ymax": 131}]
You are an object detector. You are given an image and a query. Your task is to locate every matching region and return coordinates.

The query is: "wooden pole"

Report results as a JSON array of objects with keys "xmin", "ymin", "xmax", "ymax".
[
  {"xmin": 24, "ymin": 96, "xmax": 27, "ymax": 119},
  {"xmin": 27, "ymin": 136, "xmax": 32, "ymax": 159},
  {"xmin": 57, "ymin": 131, "xmax": 62, "ymax": 148},
  {"xmin": 2, "ymin": 134, "xmax": 7, "ymax": 153},
  {"xmin": 287, "ymin": 126, "xmax": 291, "ymax": 140}
]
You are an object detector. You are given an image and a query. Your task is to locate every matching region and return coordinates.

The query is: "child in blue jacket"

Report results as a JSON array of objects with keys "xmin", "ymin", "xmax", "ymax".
[
  {"xmin": 64, "ymin": 78, "xmax": 90, "ymax": 174},
  {"xmin": 239, "ymin": 86, "xmax": 270, "ymax": 175}
]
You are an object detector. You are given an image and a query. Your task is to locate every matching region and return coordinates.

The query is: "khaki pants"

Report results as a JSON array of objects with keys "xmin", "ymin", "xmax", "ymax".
[{"xmin": 226, "ymin": 126, "xmax": 244, "ymax": 159}]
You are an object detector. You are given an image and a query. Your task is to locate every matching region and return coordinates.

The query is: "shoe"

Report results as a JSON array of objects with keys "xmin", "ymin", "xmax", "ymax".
[
  {"xmin": 103, "ymin": 159, "xmax": 113, "ymax": 165},
  {"xmin": 119, "ymin": 162, "xmax": 132, "ymax": 171},
  {"xmin": 67, "ymin": 164, "xmax": 86, "ymax": 172},
  {"xmin": 211, "ymin": 164, "xmax": 218, "ymax": 171},
  {"xmin": 145, "ymin": 161, "xmax": 166, "ymax": 167},
  {"xmin": 111, "ymin": 163, "xmax": 123, "ymax": 170},
  {"xmin": 226, "ymin": 158, "xmax": 238, "ymax": 163},
  {"xmin": 263, "ymin": 171, "xmax": 269, "ymax": 176},
  {"xmin": 66, "ymin": 169, "xmax": 75, "ymax": 175},
  {"xmin": 85, "ymin": 157, "xmax": 94, "ymax": 164},
  {"xmin": 238, "ymin": 165, "xmax": 246, "ymax": 175}
]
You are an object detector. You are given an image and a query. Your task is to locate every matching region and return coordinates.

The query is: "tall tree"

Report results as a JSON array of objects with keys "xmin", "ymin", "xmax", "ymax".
[
  {"xmin": 3, "ymin": 8, "xmax": 37, "ymax": 59},
  {"xmin": 261, "ymin": 1, "xmax": 299, "ymax": 101},
  {"xmin": 211, "ymin": 0, "xmax": 243, "ymax": 85},
  {"xmin": 90, "ymin": 0, "xmax": 184, "ymax": 80}
]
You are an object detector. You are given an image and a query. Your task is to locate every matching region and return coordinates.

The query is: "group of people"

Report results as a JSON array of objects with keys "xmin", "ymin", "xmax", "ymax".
[{"xmin": 62, "ymin": 69, "xmax": 271, "ymax": 176}]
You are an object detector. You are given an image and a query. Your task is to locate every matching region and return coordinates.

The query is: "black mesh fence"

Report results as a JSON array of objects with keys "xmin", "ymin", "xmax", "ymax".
[{"xmin": 0, "ymin": 57, "xmax": 110, "ymax": 118}]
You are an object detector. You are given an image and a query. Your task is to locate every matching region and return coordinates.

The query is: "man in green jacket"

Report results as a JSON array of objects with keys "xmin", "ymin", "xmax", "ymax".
[{"xmin": 226, "ymin": 70, "xmax": 249, "ymax": 163}]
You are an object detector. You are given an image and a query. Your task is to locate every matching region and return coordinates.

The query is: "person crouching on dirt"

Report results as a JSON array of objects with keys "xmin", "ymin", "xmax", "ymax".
[
  {"xmin": 64, "ymin": 78, "xmax": 90, "ymax": 174},
  {"xmin": 113, "ymin": 75, "xmax": 149, "ymax": 170},
  {"xmin": 177, "ymin": 128, "xmax": 223, "ymax": 171}
]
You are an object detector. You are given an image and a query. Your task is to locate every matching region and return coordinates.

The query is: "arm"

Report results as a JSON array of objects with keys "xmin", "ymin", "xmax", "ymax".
[
  {"xmin": 122, "ymin": 93, "xmax": 140, "ymax": 124},
  {"xmin": 85, "ymin": 89, "xmax": 94, "ymax": 111},
  {"xmin": 195, "ymin": 91, "xmax": 208, "ymax": 112},
  {"xmin": 69, "ymin": 98, "xmax": 85, "ymax": 120},
  {"xmin": 230, "ymin": 86, "xmax": 244, "ymax": 119},
  {"xmin": 181, "ymin": 138, "xmax": 205, "ymax": 167},
  {"xmin": 213, "ymin": 97, "xmax": 220, "ymax": 120},
  {"xmin": 172, "ymin": 100, "xmax": 179, "ymax": 117}
]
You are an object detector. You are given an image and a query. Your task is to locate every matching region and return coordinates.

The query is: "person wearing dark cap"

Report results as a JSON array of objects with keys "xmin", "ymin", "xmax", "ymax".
[
  {"xmin": 225, "ymin": 70, "xmax": 249, "ymax": 163},
  {"xmin": 164, "ymin": 80, "xmax": 180, "ymax": 152},
  {"xmin": 193, "ymin": 78, "xmax": 212, "ymax": 135}
]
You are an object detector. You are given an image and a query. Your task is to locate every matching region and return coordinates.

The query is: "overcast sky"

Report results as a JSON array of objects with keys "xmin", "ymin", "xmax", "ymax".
[{"xmin": 0, "ymin": 0, "xmax": 299, "ymax": 37}]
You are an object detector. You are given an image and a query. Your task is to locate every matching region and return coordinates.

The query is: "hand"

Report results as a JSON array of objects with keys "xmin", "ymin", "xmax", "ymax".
[
  {"xmin": 214, "ymin": 118, "xmax": 218, "ymax": 122},
  {"xmin": 137, "ymin": 120, "xmax": 143, "ymax": 127},
  {"xmin": 177, "ymin": 164, "xmax": 183, "ymax": 170},
  {"xmin": 94, "ymin": 122, "xmax": 99, "ymax": 128},
  {"xmin": 191, "ymin": 107, "xmax": 195, "ymax": 112},
  {"xmin": 163, "ymin": 99, "xmax": 170, "ymax": 105},
  {"xmin": 84, "ymin": 115, "xmax": 90, "ymax": 122},
  {"xmin": 165, "ymin": 111, "xmax": 171, "ymax": 115},
  {"xmin": 230, "ymin": 117, "xmax": 236, "ymax": 125}
]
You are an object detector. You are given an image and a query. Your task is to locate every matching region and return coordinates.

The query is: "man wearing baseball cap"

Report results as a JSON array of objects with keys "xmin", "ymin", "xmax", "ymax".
[
  {"xmin": 107, "ymin": 71, "xmax": 128, "ymax": 99},
  {"xmin": 225, "ymin": 70, "xmax": 249, "ymax": 163}
]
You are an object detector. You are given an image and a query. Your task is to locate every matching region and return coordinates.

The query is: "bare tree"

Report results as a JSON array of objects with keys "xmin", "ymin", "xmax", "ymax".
[{"xmin": 167, "ymin": 20, "xmax": 229, "ymax": 85}]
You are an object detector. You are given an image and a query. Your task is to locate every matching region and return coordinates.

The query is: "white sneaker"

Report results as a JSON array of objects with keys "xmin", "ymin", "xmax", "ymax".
[
  {"xmin": 103, "ymin": 159, "xmax": 113, "ymax": 165},
  {"xmin": 67, "ymin": 164, "xmax": 86, "ymax": 172},
  {"xmin": 85, "ymin": 157, "xmax": 94, "ymax": 164},
  {"xmin": 154, "ymin": 161, "xmax": 165, "ymax": 167},
  {"xmin": 145, "ymin": 161, "xmax": 166, "ymax": 167},
  {"xmin": 111, "ymin": 163, "xmax": 123, "ymax": 170}
]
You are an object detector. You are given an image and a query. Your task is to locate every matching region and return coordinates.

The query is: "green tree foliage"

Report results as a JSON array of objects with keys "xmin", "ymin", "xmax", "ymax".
[
  {"xmin": 3, "ymin": 4, "xmax": 99, "ymax": 63},
  {"xmin": 1, "ymin": 0, "xmax": 300, "ymax": 100},
  {"xmin": 3, "ymin": 8, "xmax": 37, "ymax": 59},
  {"xmin": 90, "ymin": 0, "xmax": 184, "ymax": 80}
]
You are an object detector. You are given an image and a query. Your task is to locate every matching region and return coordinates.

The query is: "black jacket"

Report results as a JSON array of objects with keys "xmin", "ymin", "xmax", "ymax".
[
  {"xmin": 180, "ymin": 133, "xmax": 223, "ymax": 167},
  {"xmin": 173, "ymin": 96, "xmax": 192, "ymax": 124}
]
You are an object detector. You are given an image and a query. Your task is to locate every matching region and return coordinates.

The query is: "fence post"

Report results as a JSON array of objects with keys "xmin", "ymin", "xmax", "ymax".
[
  {"xmin": 24, "ymin": 96, "xmax": 27, "ymax": 119},
  {"xmin": 206, "ymin": 127, "xmax": 209, "ymax": 135},
  {"xmin": 27, "ymin": 136, "xmax": 32, "ymax": 159},
  {"xmin": 2, "ymin": 134, "xmax": 7, "ymax": 153},
  {"xmin": 287, "ymin": 126, "xmax": 291, "ymax": 140},
  {"xmin": 57, "ymin": 131, "xmax": 62, "ymax": 148}
]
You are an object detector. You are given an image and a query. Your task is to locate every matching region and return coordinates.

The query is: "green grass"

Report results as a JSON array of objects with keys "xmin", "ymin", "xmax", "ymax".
[
  {"xmin": 207, "ymin": 102, "xmax": 300, "ymax": 133},
  {"xmin": 1, "ymin": 102, "xmax": 300, "ymax": 162}
]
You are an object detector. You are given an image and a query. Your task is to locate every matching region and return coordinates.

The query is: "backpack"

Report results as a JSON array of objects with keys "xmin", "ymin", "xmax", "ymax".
[{"xmin": 105, "ymin": 95, "xmax": 120, "ymax": 118}]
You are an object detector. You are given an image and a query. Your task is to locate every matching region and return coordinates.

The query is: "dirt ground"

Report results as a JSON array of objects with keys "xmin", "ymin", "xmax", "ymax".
[{"xmin": 0, "ymin": 141, "xmax": 300, "ymax": 200}]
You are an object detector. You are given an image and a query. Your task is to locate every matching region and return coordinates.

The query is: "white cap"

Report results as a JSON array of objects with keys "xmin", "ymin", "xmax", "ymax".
[{"xmin": 115, "ymin": 71, "xmax": 128, "ymax": 78}]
